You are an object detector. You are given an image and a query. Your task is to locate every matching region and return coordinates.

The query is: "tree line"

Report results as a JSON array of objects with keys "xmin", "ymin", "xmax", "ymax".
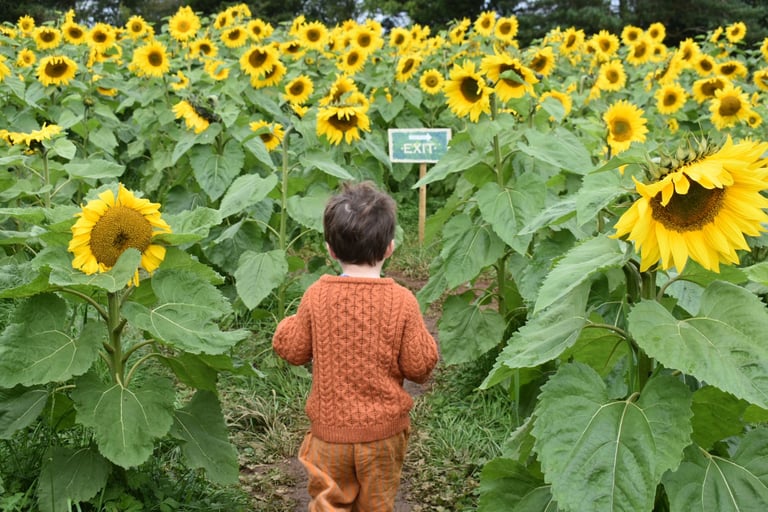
[{"xmin": 1, "ymin": 0, "xmax": 767, "ymax": 49}]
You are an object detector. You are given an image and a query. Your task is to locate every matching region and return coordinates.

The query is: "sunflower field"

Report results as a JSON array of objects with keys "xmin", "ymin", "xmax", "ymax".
[{"xmin": 3, "ymin": 4, "xmax": 768, "ymax": 511}]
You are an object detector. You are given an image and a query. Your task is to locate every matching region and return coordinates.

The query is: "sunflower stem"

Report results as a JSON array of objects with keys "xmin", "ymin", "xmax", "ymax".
[
  {"xmin": 636, "ymin": 270, "xmax": 658, "ymax": 391},
  {"xmin": 277, "ymin": 127, "xmax": 293, "ymax": 320},
  {"xmin": 121, "ymin": 339, "xmax": 156, "ymax": 365},
  {"xmin": 106, "ymin": 291, "xmax": 125, "ymax": 385},
  {"xmin": 41, "ymin": 149, "xmax": 51, "ymax": 208},
  {"xmin": 124, "ymin": 352, "xmax": 162, "ymax": 388}
]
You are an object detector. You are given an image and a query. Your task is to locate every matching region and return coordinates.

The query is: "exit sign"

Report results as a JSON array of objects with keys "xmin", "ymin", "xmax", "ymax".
[{"xmin": 388, "ymin": 128, "xmax": 451, "ymax": 163}]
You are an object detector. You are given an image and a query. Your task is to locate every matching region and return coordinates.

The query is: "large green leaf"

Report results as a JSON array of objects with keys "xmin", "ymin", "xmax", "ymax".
[
  {"xmin": 170, "ymin": 390, "xmax": 239, "ymax": 485},
  {"xmin": 0, "ymin": 294, "xmax": 103, "ymax": 388},
  {"xmin": 479, "ymin": 458, "xmax": 558, "ymax": 512},
  {"xmin": 37, "ymin": 447, "xmax": 111, "ymax": 512},
  {"xmin": 475, "ymin": 182, "xmax": 535, "ymax": 256},
  {"xmin": 438, "ymin": 295, "xmax": 506, "ymax": 365},
  {"xmin": 0, "ymin": 386, "xmax": 48, "ymax": 439},
  {"xmin": 629, "ymin": 281, "xmax": 768, "ymax": 408},
  {"xmin": 121, "ymin": 269, "xmax": 248, "ymax": 354},
  {"xmin": 0, "ymin": 261, "xmax": 52, "ymax": 299},
  {"xmin": 72, "ymin": 372, "xmax": 175, "ymax": 468},
  {"xmin": 299, "ymin": 151, "xmax": 354, "ymax": 180},
  {"xmin": 485, "ymin": 282, "xmax": 590, "ymax": 377},
  {"xmin": 63, "ymin": 158, "xmax": 124, "ymax": 180},
  {"xmin": 533, "ymin": 363, "xmax": 692, "ymax": 512},
  {"xmin": 286, "ymin": 189, "xmax": 331, "ymax": 231},
  {"xmin": 664, "ymin": 429, "xmax": 768, "ymax": 512},
  {"xmin": 218, "ymin": 173, "xmax": 278, "ymax": 218},
  {"xmin": 414, "ymin": 148, "xmax": 486, "ymax": 187},
  {"xmin": 234, "ymin": 249, "xmax": 288, "ymax": 310},
  {"xmin": 534, "ymin": 236, "xmax": 627, "ymax": 314},
  {"xmin": 160, "ymin": 207, "xmax": 223, "ymax": 245},
  {"xmin": 440, "ymin": 214, "xmax": 505, "ymax": 289},
  {"xmin": 190, "ymin": 139, "xmax": 245, "ymax": 201},
  {"xmin": 517, "ymin": 127, "xmax": 593, "ymax": 175},
  {"xmin": 49, "ymin": 247, "xmax": 142, "ymax": 292},
  {"xmin": 575, "ymin": 170, "xmax": 628, "ymax": 227},
  {"xmin": 690, "ymin": 386, "xmax": 749, "ymax": 450}
]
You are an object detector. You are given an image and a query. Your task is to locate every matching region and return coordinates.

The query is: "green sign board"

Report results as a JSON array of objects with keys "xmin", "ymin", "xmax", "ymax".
[{"xmin": 388, "ymin": 128, "xmax": 451, "ymax": 163}]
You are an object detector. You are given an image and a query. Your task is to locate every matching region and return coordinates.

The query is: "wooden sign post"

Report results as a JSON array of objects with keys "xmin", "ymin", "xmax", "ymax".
[{"xmin": 387, "ymin": 128, "xmax": 451, "ymax": 244}]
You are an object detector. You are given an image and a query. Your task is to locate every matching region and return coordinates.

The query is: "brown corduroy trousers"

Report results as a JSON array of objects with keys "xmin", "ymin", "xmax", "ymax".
[{"xmin": 298, "ymin": 428, "xmax": 410, "ymax": 512}]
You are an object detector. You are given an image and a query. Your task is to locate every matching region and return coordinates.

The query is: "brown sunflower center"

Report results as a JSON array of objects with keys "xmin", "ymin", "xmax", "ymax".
[
  {"xmin": 249, "ymin": 49, "xmax": 268, "ymax": 68},
  {"xmin": 227, "ymin": 29, "xmax": 242, "ymax": 41},
  {"xmin": 401, "ymin": 59, "xmax": 415, "ymax": 74},
  {"xmin": 719, "ymin": 96, "xmax": 742, "ymax": 116},
  {"xmin": 531, "ymin": 55, "xmax": 547, "ymax": 72},
  {"xmin": 200, "ymin": 43, "xmax": 212, "ymax": 55},
  {"xmin": 45, "ymin": 60, "xmax": 70, "ymax": 79},
  {"xmin": 68, "ymin": 27, "xmax": 83, "ymax": 39},
  {"xmin": 260, "ymin": 133, "xmax": 274, "ymax": 143},
  {"xmin": 89, "ymin": 205, "xmax": 153, "ymax": 267},
  {"xmin": 130, "ymin": 22, "xmax": 143, "ymax": 33},
  {"xmin": 460, "ymin": 76, "xmax": 482, "ymax": 102},
  {"xmin": 498, "ymin": 21, "xmax": 512, "ymax": 35},
  {"xmin": 148, "ymin": 50, "xmax": 164, "ymax": 67},
  {"xmin": 41, "ymin": 30, "xmax": 56, "ymax": 42},
  {"xmin": 307, "ymin": 29, "xmax": 321, "ymax": 42},
  {"xmin": 699, "ymin": 59, "xmax": 713, "ymax": 72},
  {"xmin": 425, "ymin": 75, "xmax": 439, "ymax": 87},
  {"xmin": 93, "ymin": 31, "xmax": 107, "ymax": 43},
  {"xmin": 610, "ymin": 118, "xmax": 633, "ymax": 141},
  {"xmin": 357, "ymin": 34, "xmax": 371, "ymax": 47},
  {"xmin": 347, "ymin": 52, "xmax": 360, "ymax": 65},
  {"xmin": 289, "ymin": 82, "xmax": 305, "ymax": 95},
  {"xmin": 633, "ymin": 42, "xmax": 647, "ymax": 58},
  {"xmin": 177, "ymin": 21, "xmax": 190, "ymax": 32},
  {"xmin": 650, "ymin": 179, "xmax": 725, "ymax": 232},
  {"xmin": 328, "ymin": 112, "xmax": 358, "ymax": 132},
  {"xmin": 606, "ymin": 69, "xmax": 620, "ymax": 83},
  {"xmin": 664, "ymin": 92, "xmax": 678, "ymax": 106}
]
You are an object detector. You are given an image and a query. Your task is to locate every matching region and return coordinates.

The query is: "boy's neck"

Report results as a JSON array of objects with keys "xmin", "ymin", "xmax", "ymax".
[{"xmin": 338, "ymin": 261, "xmax": 385, "ymax": 278}]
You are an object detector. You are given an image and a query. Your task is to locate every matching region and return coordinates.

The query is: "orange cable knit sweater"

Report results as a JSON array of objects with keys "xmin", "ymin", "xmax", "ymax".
[{"xmin": 273, "ymin": 275, "xmax": 439, "ymax": 444}]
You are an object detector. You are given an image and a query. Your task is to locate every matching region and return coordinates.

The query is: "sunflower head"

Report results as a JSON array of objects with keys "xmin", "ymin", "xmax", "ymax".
[{"xmin": 68, "ymin": 184, "xmax": 172, "ymax": 287}]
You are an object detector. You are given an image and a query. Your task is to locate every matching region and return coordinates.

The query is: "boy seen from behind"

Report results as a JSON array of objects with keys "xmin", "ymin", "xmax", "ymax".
[{"xmin": 273, "ymin": 181, "xmax": 439, "ymax": 511}]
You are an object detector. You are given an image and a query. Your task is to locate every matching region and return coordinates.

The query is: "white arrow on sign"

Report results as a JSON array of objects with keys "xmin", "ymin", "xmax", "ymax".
[{"xmin": 408, "ymin": 133, "xmax": 433, "ymax": 141}]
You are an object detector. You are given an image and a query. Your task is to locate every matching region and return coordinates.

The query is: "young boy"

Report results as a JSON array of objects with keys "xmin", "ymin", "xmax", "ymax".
[{"xmin": 273, "ymin": 181, "xmax": 439, "ymax": 511}]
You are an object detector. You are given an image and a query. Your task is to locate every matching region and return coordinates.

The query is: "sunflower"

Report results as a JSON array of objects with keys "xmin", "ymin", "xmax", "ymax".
[
  {"xmin": 0, "ymin": 26, "xmax": 18, "ymax": 40},
  {"xmin": 747, "ymin": 110, "xmax": 762, "ymax": 128},
  {"xmin": 204, "ymin": 59, "xmax": 229, "ymax": 80},
  {"xmin": 87, "ymin": 23, "xmax": 116, "ymax": 52},
  {"xmin": 692, "ymin": 76, "xmax": 728, "ymax": 103},
  {"xmin": 280, "ymin": 40, "xmax": 306, "ymax": 60},
  {"xmin": 603, "ymin": 100, "xmax": 648, "ymax": 155},
  {"xmin": 725, "ymin": 22, "xmax": 747, "ymax": 44},
  {"xmin": 291, "ymin": 103, "xmax": 309, "ymax": 118},
  {"xmin": 173, "ymin": 100, "xmax": 210, "ymax": 134},
  {"xmin": 125, "ymin": 16, "xmax": 150, "ymax": 40},
  {"xmin": 539, "ymin": 90, "xmax": 573, "ymax": 120},
  {"xmin": 395, "ymin": 53, "xmax": 422, "ymax": 82},
  {"xmin": 1, "ymin": 123, "xmax": 61, "ymax": 146},
  {"xmin": 595, "ymin": 59, "xmax": 626, "ymax": 91},
  {"xmin": 560, "ymin": 27, "xmax": 584, "ymax": 54},
  {"xmin": 249, "ymin": 120, "xmax": 284, "ymax": 151},
  {"xmin": 389, "ymin": 27, "xmax": 412, "ymax": 52},
  {"xmin": 289, "ymin": 15, "xmax": 306, "ymax": 37},
  {"xmin": 316, "ymin": 92, "xmax": 371, "ymax": 145},
  {"xmin": 419, "ymin": 69, "xmax": 444, "ymax": 95},
  {"xmin": 626, "ymin": 35, "xmax": 653, "ymax": 66},
  {"xmin": 213, "ymin": 10, "xmax": 233, "ymax": 30},
  {"xmin": 709, "ymin": 84, "xmax": 751, "ymax": 129},
  {"xmin": 480, "ymin": 54, "xmax": 538, "ymax": 102},
  {"xmin": 754, "ymin": 69, "xmax": 768, "ymax": 92},
  {"xmin": 693, "ymin": 54, "xmax": 716, "ymax": 76},
  {"xmin": 188, "ymin": 38, "xmax": 217, "ymax": 59},
  {"xmin": 444, "ymin": 60, "xmax": 491, "ymax": 122},
  {"xmin": 62, "ymin": 21, "xmax": 87, "ymax": 45},
  {"xmin": 612, "ymin": 137, "xmax": 768, "ymax": 272},
  {"xmin": 528, "ymin": 46, "xmax": 556, "ymax": 77},
  {"xmin": 17, "ymin": 15, "xmax": 35, "ymax": 35},
  {"xmin": 284, "ymin": 75, "xmax": 313, "ymax": 104},
  {"xmin": 247, "ymin": 19, "xmax": 273, "ymax": 41},
  {"xmin": 621, "ymin": 25, "xmax": 643, "ymax": 46},
  {"xmin": 69, "ymin": 184, "xmax": 172, "ymax": 287},
  {"xmin": 221, "ymin": 26, "xmax": 248, "ymax": 48},
  {"xmin": 130, "ymin": 41, "xmax": 170, "ymax": 78},
  {"xmin": 677, "ymin": 38, "xmax": 700, "ymax": 65},
  {"xmin": 647, "ymin": 22, "xmax": 666, "ymax": 42},
  {"xmin": 319, "ymin": 74, "xmax": 359, "ymax": 106},
  {"xmin": 168, "ymin": 6, "xmax": 200, "ymax": 42},
  {"xmin": 36, "ymin": 55, "xmax": 77, "ymax": 87},
  {"xmin": 591, "ymin": 30, "xmax": 620, "ymax": 59},
  {"xmin": 240, "ymin": 44, "xmax": 279, "ymax": 78},
  {"xmin": 473, "ymin": 11, "xmax": 496, "ymax": 37},
  {"xmin": 349, "ymin": 25, "xmax": 382, "ymax": 54},
  {"xmin": 337, "ymin": 48, "xmax": 367, "ymax": 74},
  {"xmin": 717, "ymin": 59, "xmax": 748, "ymax": 80},
  {"xmin": 16, "ymin": 48, "xmax": 36, "ymax": 68},
  {"xmin": 655, "ymin": 82, "xmax": 687, "ymax": 114},
  {"xmin": 34, "ymin": 26, "xmax": 61, "ymax": 50},
  {"xmin": 250, "ymin": 60, "xmax": 286, "ymax": 88},
  {"xmin": 494, "ymin": 16, "xmax": 518, "ymax": 43},
  {"xmin": 761, "ymin": 37, "xmax": 768, "ymax": 62},
  {"xmin": 170, "ymin": 70, "xmax": 189, "ymax": 91},
  {"xmin": 449, "ymin": 18, "xmax": 470, "ymax": 45},
  {"xmin": 298, "ymin": 21, "xmax": 328, "ymax": 51}
]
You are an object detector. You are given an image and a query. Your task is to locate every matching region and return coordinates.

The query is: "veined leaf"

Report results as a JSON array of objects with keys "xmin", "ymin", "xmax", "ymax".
[
  {"xmin": 533, "ymin": 363, "xmax": 692, "ymax": 512},
  {"xmin": 478, "ymin": 458, "xmax": 558, "ymax": 512},
  {"xmin": 49, "ymin": 247, "xmax": 141, "ymax": 292},
  {"xmin": 629, "ymin": 281, "xmax": 768, "ymax": 408},
  {"xmin": 63, "ymin": 158, "xmax": 124, "ymax": 180},
  {"xmin": 0, "ymin": 386, "xmax": 48, "ymax": 439},
  {"xmin": 440, "ymin": 214, "xmax": 505, "ymax": 289},
  {"xmin": 300, "ymin": 151, "xmax": 354, "ymax": 180},
  {"xmin": 0, "ymin": 294, "xmax": 102, "ymax": 388},
  {"xmin": 286, "ymin": 189, "xmax": 331, "ymax": 231},
  {"xmin": 690, "ymin": 386, "xmax": 749, "ymax": 450},
  {"xmin": 519, "ymin": 199, "xmax": 577, "ymax": 235},
  {"xmin": 517, "ymin": 127, "xmax": 593, "ymax": 175},
  {"xmin": 0, "ymin": 261, "xmax": 52, "ymax": 299},
  {"xmin": 170, "ymin": 390, "xmax": 239, "ymax": 484},
  {"xmin": 218, "ymin": 173, "xmax": 278, "ymax": 218},
  {"xmin": 664, "ymin": 429, "xmax": 768, "ymax": 512},
  {"xmin": 575, "ymin": 169, "xmax": 628, "ymax": 227},
  {"xmin": 37, "ymin": 447, "xmax": 111, "ymax": 512},
  {"xmin": 72, "ymin": 372, "xmax": 175, "ymax": 468},
  {"xmin": 414, "ymin": 150, "xmax": 486, "ymax": 187},
  {"xmin": 534, "ymin": 235, "xmax": 627, "ymax": 314},
  {"xmin": 234, "ymin": 250, "xmax": 288, "ymax": 310},
  {"xmin": 190, "ymin": 139, "xmax": 245, "ymax": 201},
  {"xmin": 160, "ymin": 207, "xmax": 222, "ymax": 245},
  {"xmin": 122, "ymin": 269, "xmax": 248, "ymax": 354},
  {"xmin": 475, "ymin": 181, "xmax": 537, "ymax": 256},
  {"xmin": 438, "ymin": 295, "xmax": 506, "ymax": 365}
]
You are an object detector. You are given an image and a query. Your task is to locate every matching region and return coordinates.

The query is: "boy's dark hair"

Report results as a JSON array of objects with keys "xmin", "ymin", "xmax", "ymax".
[{"xmin": 323, "ymin": 181, "xmax": 397, "ymax": 266}]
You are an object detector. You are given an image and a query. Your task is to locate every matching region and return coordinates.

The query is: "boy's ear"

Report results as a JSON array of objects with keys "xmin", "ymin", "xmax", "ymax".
[
  {"xmin": 326, "ymin": 242, "xmax": 338, "ymax": 260},
  {"xmin": 384, "ymin": 239, "xmax": 395, "ymax": 258}
]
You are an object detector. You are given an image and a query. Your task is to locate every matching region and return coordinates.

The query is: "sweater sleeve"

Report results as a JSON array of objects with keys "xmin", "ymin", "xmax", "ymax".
[
  {"xmin": 398, "ymin": 292, "xmax": 439, "ymax": 384},
  {"xmin": 272, "ymin": 296, "xmax": 313, "ymax": 365}
]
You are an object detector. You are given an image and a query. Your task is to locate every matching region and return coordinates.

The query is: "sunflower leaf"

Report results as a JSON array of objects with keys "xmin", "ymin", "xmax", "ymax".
[
  {"xmin": 218, "ymin": 173, "xmax": 278, "ymax": 218},
  {"xmin": 190, "ymin": 139, "xmax": 245, "ymax": 201},
  {"xmin": 0, "ymin": 294, "xmax": 102, "ymax": 388},
  {"xmin": 475, "ymin": 181, "xmax": 536, "ymax": 256},
  {"xmin": 575, "ymin": 169, "xmax": 627, "ymax": 227},
  {"xmin": 663, "ymin": 429, "xmax": 768, "ymax": 511},
  {"xmin": 533, "ymin": 363, "xmax": 692, "ymax": 512},
  {"xmin": 0, "ymin": 386, "xmax": 48, "ymax": 439},
  {"xmin": 72, "ymin": 372, "xmax": 175, "ymax": 468},
  {"xmin": 517, "ymin": 127, "xmax": 593, "ymax": 175},
  {"xmin": 629, "ymin": 280, "xmax": 768, "ymax": 408},
  {"xmin": 121, "ymin": 269, "xmax": 248, "ymax": 354},
  {"xmin": 234, "ymin": 249, "xmax": 288, "ymax": 310},
  {"xmin": 478, "ymin": 458, "xmax": 556, "ymax": 512},
  {"xmin": 49, "ymin": 248, "xmax": 141, "ymax": 293},
  {"xmin": 440, "ymin": 213, "xmax": 506, "ymax": 289},
  {"xmin": 0, "ymin": 261, "xmax": 52, "ymax": 299},
  {"xmin": 438, "ymin": 295, "xmax": 506, "ymax": 365},
  {"xmin": 170, "ymin": 390, "xmax": 239, "ymax": 485},
  {"xmin": 534, "ymin": 235, "xmax": 628, "ymax": 315},
  {"xmin": 37, "ymin": 446, "xmax": 111, "ymax": 512},
  {"xmin": 299, "ymin": 151, "xmax": 355, "ymax": 180},
  {"xmin": 63, "ymin": 158, "xmax": 125, "ymax": 180}
]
